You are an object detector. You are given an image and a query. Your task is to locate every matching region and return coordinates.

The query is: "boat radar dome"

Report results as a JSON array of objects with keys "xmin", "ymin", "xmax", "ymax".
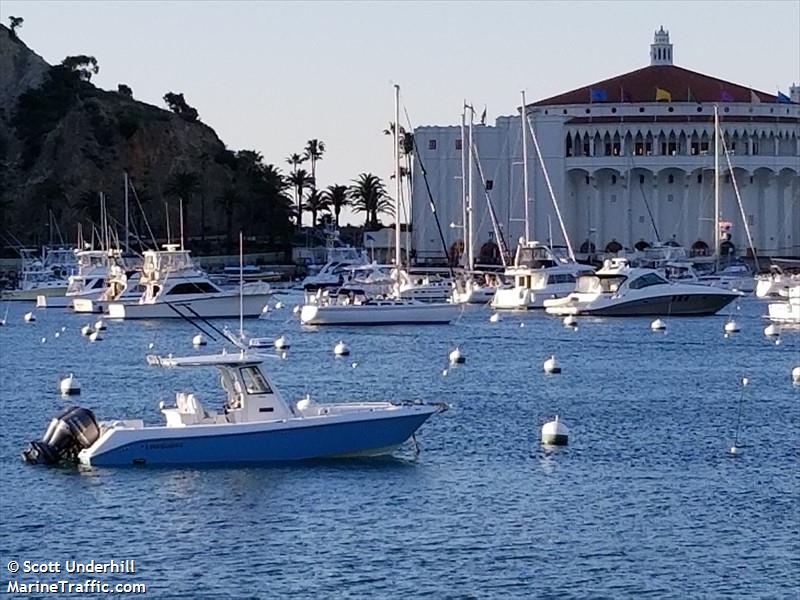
[
  {"xmin": 59, "ymin": 374, "xmax": 81, "ymax": 396},
  {"xmin": 541, "ymin": 416, "xmax": 569, "ymax": 446}
]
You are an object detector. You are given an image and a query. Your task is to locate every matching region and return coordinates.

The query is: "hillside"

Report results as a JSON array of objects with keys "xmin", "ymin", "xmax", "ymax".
[{"xmin": 0, "ymin": 24, "xmax": 292, "ymax": 253}]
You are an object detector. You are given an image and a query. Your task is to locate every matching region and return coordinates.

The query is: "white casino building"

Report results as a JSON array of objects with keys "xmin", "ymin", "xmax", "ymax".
[{"xmin": 411, "ymin": 28, "xmax": 800, "ymax": 264}]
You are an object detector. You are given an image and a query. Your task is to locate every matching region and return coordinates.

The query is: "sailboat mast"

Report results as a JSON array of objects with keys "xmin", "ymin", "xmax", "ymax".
[
  {"xmin": 239, "ymin": 231, "xmax": 244, "ymax": 340},
  {"xmin": 179, "ymin": 198, "xmax": 185, "ymax": 252},
  {"xmin": 124, "ymin": 172, "xmax": 130, "ymax": 253},
  {"xmin": 714, "ymin": 105, "xmax": 720, "ymax": 272},
  {"xmin": 460, "ymin": 107, "xmax": 468, "ymax": 266},
  {"xmin": 521, "ymin": 90, "xmax": 530, "ymax": 244},
  {"xmin": 467, "ymin": 105, "xmax": 475, "ymax": 270},
  {"xmin": 394, "ymin": 84, "xmax": 402, "ymax": 270}
]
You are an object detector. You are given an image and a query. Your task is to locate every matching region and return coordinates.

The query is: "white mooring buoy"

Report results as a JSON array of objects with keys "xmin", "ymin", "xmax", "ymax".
[
  {"xmin": 489, "ymin": 313, "xmax": 500, "ymax": 323},
  {"xmin": 275, "ymin": 301, "xmax": 284, "ymax": 310},
  {"xmin": 764, "ymin": 324, "xmax": 779, "ymax": 337},
  {"xmin": 292, "ymin": 305, "xmax": 301, "ymax": 315},
  {"xmin": 94, "ymin": 319, "xmax": 106, "ymax": 331},
  {"xmin": 333, "ymin": 340, "xmax": 350, "ymax": 356},
  {"xmin": 724, "ymin": 320, "xmax": 740, "ymax": 333},
  {"xmin": 519, "ymin": 322, "xmax": 525, "ymax": 328},
  {"xmin": 541, "ymin": 416, "xmax": 569, "ymax": 446},
  {"xmin": 563, "ymin": 315, "xmax": 577, "ymax": 328},
  {"xmin": 543, "ymin": 355, "xmax": 561, "ymax": 374},
  {"xmin": 650, "ymin": 318, "xmax": 666, "ymax": 331},
  {"xmin": 89, "ymin": 330, "xmax": 102, "ymax": 342},
  {"xmin": 59, "ymin": 373, "xmax": 81, "ymax": 396},
  {"xmin": 192, "ymin": 333, "xmax": 207, "ymax": 347},
  {"xmin": 274, "ymin": 335, "xmax": 290, "ymax": 350},
  {"xmin": 23, "ymin": 311, "xmax": 35, "ymax": 323},
  {"xmin": 449, "ymin": 347, "xmax": 465, "ymax": 364},
  {"xmin": 81, "ymin": 324, "xmax": 93, "ymax": 337},
  {"xmin": 791, "ymin": 366, "xmax": 800, "ymax": 384}
]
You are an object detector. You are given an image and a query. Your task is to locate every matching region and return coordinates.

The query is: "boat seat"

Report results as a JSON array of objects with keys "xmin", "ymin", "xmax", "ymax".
[{"xmin": 173, "ymin": 392, "xmax": 216, "ymax": 424}]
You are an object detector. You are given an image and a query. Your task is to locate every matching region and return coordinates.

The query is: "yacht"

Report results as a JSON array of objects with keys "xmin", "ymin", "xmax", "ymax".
[
  {"xmin": 300, "ymin": 288, "xmax": 459, "ymax": 326},
  {"xmin": 767, "ymin": 286, "xmax": 800, "ymax": 324},
  {"xmin": 663, "ymin": 261, "xmax": 755, "ymax": 293},
  {"xmin": 72, "ymin": 265, "xmax": 144, "ymax": 314},
  {"xmin": 544, "ymin": 258, "xmax": 740, "ymax": 316},
  {"xmin": 451, "ymin": 274, "xmax": 498, "ymax": 304},
  {"xmin": 23, "ymin": 351, "xmax": 443, "ymax": 467},
  {"xmin": 491, "ymin": 242, "xmax": 593, "ymax": 310},
  {"xmin": 1, "ymin": 247, "xmax": 77, "ymax": 301},
  {"xmin": 301, "ymin": 246, "xmax": 369, "ymax": 291},
  {"xmin": 107, "ymin": 245, "xmax": 271, "ymax": 319},
  {"xmin": 756, "ymin": 266, "xmax": 800, "ymax": 298}
]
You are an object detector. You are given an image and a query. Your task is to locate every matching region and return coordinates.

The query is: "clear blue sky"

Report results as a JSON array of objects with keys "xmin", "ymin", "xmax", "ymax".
[{"xmin": 3, "ymin": 1, "xmax": 798, "ymax": 226}]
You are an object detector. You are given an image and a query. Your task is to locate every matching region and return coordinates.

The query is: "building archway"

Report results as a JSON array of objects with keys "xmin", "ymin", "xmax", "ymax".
[{"xmin": 690, "ymin": 240, "xmax": 709, "ymax": 257}]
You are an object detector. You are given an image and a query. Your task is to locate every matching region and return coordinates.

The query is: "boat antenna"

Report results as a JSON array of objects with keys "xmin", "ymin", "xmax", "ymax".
[
  {"xmin": 128, "ymin": 178, "xmax": 158, "ymax": 249},
  {"xmin": 524, "ymin": 116, "xmax": 576, "ymax": 262},
  {"xmin": 165, "ymin": 201, "xmax": 171, "ymax": 246},
  {"xmin": 239, "ymin": 231, "xmax": 244, "ymax": 340},
  {"xmin": 179, "ymin": 198, "xmax": 185, "ymax": 251},
  {"xmin": 402, "ymin": 105, "xmax": 455, "ymax": 279}
]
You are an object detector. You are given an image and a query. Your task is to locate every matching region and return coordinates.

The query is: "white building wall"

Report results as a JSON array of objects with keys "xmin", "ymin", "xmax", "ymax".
[{"xmin": 412, "ymin": 101, "xmax": 800, "ymax": 260}]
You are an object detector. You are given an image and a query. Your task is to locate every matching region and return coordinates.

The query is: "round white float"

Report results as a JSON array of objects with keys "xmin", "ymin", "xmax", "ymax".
[
  {"xmin": 543, "ymin": 355, "xmax": 561, "ymax": 374},
  {"xmin": 23, "ymin": 311, "xmax": 35, "ymax": 323},
  {"xmin": 81, "ymin": 324, "xmax": 93, "ymax": 337},
  {"xmin": 89, "ymin": 330, "xmax": 102, "ymax": 342},
  {"xmin": 489, "ymin": 313, "xmax": 500, "ymax": 323},
  {"xmin": 94, "ymin": 319, "xmax": 106, "ymax": 331},
  {"xmin": 333, "ymin": 341, "xmax": 350, "ymax": 356},
  {"xmin": 59, "ymin": 373, "xmax": 81, "ymax": 396},
  {"xmin": 791, "ymin": 366, "xmax": 800, "ymax": 384},
  {"xmin": 541, "ymin": 416, "xmax": 569, "ymax": 446},
  {"xmin": 563, "ymin": 315, "xmax": 578, "ymax": 328},
  {"xmin": 651, "ymin": 318, "xmax": 666, "ymax": 331},
  {"xmin": 192, "ymin": 333, "xmax": 207, "ymax": 346},
  {"xmin": 724, "ymin": 320, "xmax": 740, "ymax": 333},
  {"xmin": 764, "ymin": 324, "xmax": 779, "ymax": 337},
  {"xmin": 449, "ymin": 347, "xmax": 465, "ymax": 364},
  {"xmin": 274, "ymin": 335, "xmax": 290, "ymax": 350}
]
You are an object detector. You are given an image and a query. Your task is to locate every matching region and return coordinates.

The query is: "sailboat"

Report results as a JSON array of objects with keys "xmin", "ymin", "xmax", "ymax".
[
  {"xmin": 492, "ymin": 91, "xmax": 593, "ymax": 310},
  {"xmin": 300, "ymin": 85, "xmax": 460, "ymax": 326}
]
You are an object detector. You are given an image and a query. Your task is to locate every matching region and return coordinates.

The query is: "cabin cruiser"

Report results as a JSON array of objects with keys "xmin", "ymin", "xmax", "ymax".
[
  {"xmin": 663, "ymin": 262, "xmax": 755, "ymax": 293},
  {"xmin": 395, "ymin": 270, "xmax": 453, "ymax": 303},
  {"xmin": 301, "ymin": 246, "xmax": 369, "ymax": 291},
  {"xmin": 767, "ymin": 286, "xmax": 800, "ymax": 324},
  {"xmin": 756, "ymin": 265, "xmax": 800, "ymax": 298},
  {"xmin": 491, "ymin": 242, "xmax": 593, "ymax": 310},
  {"xmin": 107, "ymin": 245, "xmax": 271, "ymax": 319},
  {"xmin": 301, "ymin": 288, "xmax": 459, "ymax": 326},
  {"xmin": 1, "ymin": 247, "xmax": 77, "ymax": 301},
  {"xmin": 73, "ymin": 265, "xmax": 144, "ymax": 314},
  {"xmin": 544, "ymin": 258, "xmax": 740, "ymax": 316},
  {"xmin": 23, "ymin": 351, "xmax": 443, "ymax": 467}
]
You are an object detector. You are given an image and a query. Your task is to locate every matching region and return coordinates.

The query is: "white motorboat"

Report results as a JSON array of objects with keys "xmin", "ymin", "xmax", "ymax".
[
  {"xmin": 544, "ymin": 258, "xmax": 740, "ymax": 316},
  {"xmin": 107, "ymin": 245, "xmax": 271, "ymax": 319},
  {"xmin": 1, "ymin": 247, "xmax": 77, "ymax": 301},
  {"xmin": 491, "ymin": 242, "xmax": 593, "ymax": 310},
  {"xmin": 23, "ymin": 351, "xmax": 443, "ymax": 467},
  {"xmin": 300, "ymin": 289, "xmax": 459, "ymax": 326},
  {"xmin": 767, "ymin": 286, "xmax": 800, "ymax": 324},
  {"xmin": 451, "ymin": 275, "xmax": 497, "ymax": 304},
  {"xmin": 301, "ymin": 246, "xmax": 369, "ymax": 291},
  {"xmin": 73, "ymin": 266, "xmax": 144, "ymax": 314},
  {"xmin": 663, "ymin": 261, "xmax": 755, "ymax": 293},
  {"xmin": 756, "ymin": 266, "xmax": 800, "ymax": 298},
  {"xmin": 395, "ymin": 270, "xmax": 453, "ymax": 303}
]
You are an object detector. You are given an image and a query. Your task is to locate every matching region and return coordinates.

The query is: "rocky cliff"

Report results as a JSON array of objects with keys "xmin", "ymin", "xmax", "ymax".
[{"xmin": 0, "ymin": 25, "xmax": 289, "ymax": 252}]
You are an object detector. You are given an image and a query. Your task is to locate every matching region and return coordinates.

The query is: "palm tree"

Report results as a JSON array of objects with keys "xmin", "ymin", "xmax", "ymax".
[
  {"xmin": 286, "ymin": 152, "xmax": 306, "ymax": 174},
  {"xmin": 164, "ymin": 171, "xmax": 201, "ymax": 236},
  {"xmin": 303, "ymin": 139, "xmax": 325, "ymax": 185},
  {"xmin": 287, "ymin": 168, "xmax": 314, "ymax": 227},
  {"xmin": 321, "ymin": 184, "xmax": 349, "ymax": 228},
  {"xmin": 349, "ymin": 173, "xmax": 393, "ymax": 229},
  {"xmin": 216, "ymin": 188, "xmax": 241, "ymax": 253},
  {"xmin": 304, "ymin": 190, "xmax": 330, "ymax": 229}
]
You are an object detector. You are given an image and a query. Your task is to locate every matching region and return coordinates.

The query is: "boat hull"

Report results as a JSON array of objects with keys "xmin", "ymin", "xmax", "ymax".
[
  {"xmin": 300, "ymin": 302, "xmax": 458, "ymax": 325},
  {"xmin": 2, "ymin": 285, "xmax": 68, "ymax": 301},
  {"xmin": 79, "ymin": 410, "xmax": 435, "ymax": 467},
  {"xmin": 108, "ymin": 293, "xmax": 271, "ymax": 319},
  {"xmin": 547, "ymin": 292, "xmax": 738, "ymax": 316}
]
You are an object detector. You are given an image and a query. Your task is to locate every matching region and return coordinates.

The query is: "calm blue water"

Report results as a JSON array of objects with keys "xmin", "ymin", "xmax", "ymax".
[{"xmin": 0, "ymin": 297, "xmax": 798, "ymax": 598}]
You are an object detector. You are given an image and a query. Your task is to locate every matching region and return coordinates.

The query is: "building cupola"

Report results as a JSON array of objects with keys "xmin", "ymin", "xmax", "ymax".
[{"xmin": 650, "ymin": 26, "xmax": 673, "ymax": 66}]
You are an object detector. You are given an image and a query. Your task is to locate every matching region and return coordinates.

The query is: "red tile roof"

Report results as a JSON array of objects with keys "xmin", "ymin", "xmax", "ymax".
[{"xmin": 531, "ymin": 65, "xmax": 779, "ymax": 106}]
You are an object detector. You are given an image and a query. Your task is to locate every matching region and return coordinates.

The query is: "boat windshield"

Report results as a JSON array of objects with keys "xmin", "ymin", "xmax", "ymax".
[
  {"xmin": 239, "ymin": 366, "xmax": 272, "ymax": 395},
  {"xmin": 516, "ymin": 246, "xmax": 556, "ymax": 269},
  {"xmin": 577, "ymin": 274, "xmax": 627, "ymax": 293}
]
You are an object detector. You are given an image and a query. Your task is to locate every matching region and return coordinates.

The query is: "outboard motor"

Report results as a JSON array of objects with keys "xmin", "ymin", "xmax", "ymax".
[{"xmin": 22, "ymin": 406, "xmax": 100, "ymax": 465}]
